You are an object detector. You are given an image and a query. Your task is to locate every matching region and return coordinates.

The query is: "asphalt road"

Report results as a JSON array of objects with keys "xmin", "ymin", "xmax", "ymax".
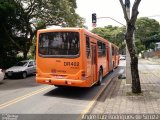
[{"xmin": 0, "ymin": 61, "xmax": 125, "ymax": 119}]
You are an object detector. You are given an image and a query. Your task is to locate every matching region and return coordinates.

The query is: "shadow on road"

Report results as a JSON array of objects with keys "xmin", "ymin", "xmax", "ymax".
[
  {"xmin": 0, "ymin": 82, "xmax": 4, "ymax": 85},
  {"xmin": 44, "ymin": 66, "xmax": 124, "ymax": 100},
  {"xmin": 44, "ymin": 85, "xmax": 102, "ymax": 100},
  {"xmin": 5, "ymin": 74, "xmax": 35, "ymax": 80}
]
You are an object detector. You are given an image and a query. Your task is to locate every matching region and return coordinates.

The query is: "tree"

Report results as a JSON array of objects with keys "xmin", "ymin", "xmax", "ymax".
[
  {"xmin": 135, "ymin": 17, "xmax": 160, "ymax": 51},
  {"xmin": 119, "ymin": 0, "xmax": 141, "ymax": 93},
  {"xmin": 92, "ymin": 26, "xmax": 126, "ymax": 54},
  {"xmin": 0, "ymin": 0, "xmax": 85, "ymax": 59},
  {"xmin": 0, "ymin": 0, "xmax": 21, "ymax": 68}
]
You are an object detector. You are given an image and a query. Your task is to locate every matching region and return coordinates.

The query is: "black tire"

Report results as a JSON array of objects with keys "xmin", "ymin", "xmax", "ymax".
[
  {"xmin": 54, "ymin": 85, "xmax": 63, "ymax": 87},
  {"xmin": 111, "ymin": 68, "xmax": 114, "ymax": 72},
  {"xmin": 22, "ymin": 72, "xmax": 27, "ymax": 79},
  {"xmin": 97, "ymin": 69, "xmax": 103, "ymax": 85}
]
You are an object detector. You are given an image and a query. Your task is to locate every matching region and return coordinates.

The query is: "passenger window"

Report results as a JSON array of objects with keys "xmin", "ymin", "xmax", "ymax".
[
  {"xmin": 86, "ymin": 36, "xmax": 90, "ymax": 58},
  {"xmin": 28, "ymin": 62, "xmax": 33, "ymax": 67},
  {"xmin": 112, "ymin": 47, "xmax": 114, "ymax": 56},
  {"xmin": 102, "ymin": 43, "xmax": 106, "ymax": 56},
  {"xmin": 98, "ymin": 41, "xmax": 106, "ymax": 57}
]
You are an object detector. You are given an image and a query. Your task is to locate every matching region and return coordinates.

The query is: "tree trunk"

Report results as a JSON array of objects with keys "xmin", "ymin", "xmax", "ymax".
[
  {"xmin": 23, "ymin": 51, "xmax": 28, "ymax": 60},
  {"xmin": 119, "ymin": 0, "xmax": 142, "ymax": 93},
  {"xmin": 126, "ymin": 23, "xmax": 141, "ymax": 93},
  {"xmin": 23, "ymin": 37, "xmax": 33, "ymax": 60},
  {"xmin": 130, "ymin": 54, "xmax": 141, "ymax": 93}
]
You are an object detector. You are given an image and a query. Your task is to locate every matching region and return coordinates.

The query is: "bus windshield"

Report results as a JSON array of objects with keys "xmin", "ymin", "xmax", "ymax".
[{"xmin": 38, "ymin": 32, "xmax": 79, "ymax": 57}]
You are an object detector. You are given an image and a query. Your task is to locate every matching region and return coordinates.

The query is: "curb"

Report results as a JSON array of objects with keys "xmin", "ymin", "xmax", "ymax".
[{"xmin": 85, "ymin": 73, "xmax": 120, "ymax": 114}]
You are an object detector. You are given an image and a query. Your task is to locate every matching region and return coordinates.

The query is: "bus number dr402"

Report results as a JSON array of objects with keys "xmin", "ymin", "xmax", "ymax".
[{"xmin": 64, "ymin": 62, "xmax": 79, "ymax": 66}]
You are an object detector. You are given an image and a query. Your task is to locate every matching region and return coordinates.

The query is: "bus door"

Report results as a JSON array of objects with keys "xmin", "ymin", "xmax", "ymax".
[
  {"xmin": 106, "ymin": 45, "xmax": 109, "ymax": 73},
  {"xmin": 116, "ymin": 49, "xmax": 119, "ymax": 66},
  {"xmin": 91, "ymin": 43, "xmax": 97, "ymax": 84},
  {"xmin": 109, "ymin": 43, "xmax": 113, "ymax": 71}
]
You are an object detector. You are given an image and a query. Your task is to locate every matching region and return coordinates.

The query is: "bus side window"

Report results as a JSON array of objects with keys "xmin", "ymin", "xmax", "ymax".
[
  {"xmin": 98, "ymin": 41, "xmax": 106, "ymax": 57},
  {"xmin": 86, "ymin": 36, "xmax": 90, "ymax": 58},
  {"xmin": 102, "ymin": 43, "xmax": 106, "ymax": 57},
  {"xmin": 98, "ymin": 41, "xmax": 102, "ymax": 57},
  {"xmin": 112, "ymin": 46, "xmax": 114, "ymax": 56},
  {"xmin": 116, "ymin": 48, "xmax": 118, "ymax": 55},
  {"xmin": 117, "ymin": 49, "xmax": 119, "ymax": 55}
]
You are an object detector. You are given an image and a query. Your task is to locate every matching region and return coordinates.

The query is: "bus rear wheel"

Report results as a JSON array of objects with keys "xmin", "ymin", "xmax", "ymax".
[{"xmin": 97, "ymin": 69, "xmax": 103, "ymax": 85}]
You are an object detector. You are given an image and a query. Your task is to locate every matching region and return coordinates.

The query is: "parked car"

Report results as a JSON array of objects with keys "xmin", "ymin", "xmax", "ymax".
[
  {"xmin": 0, "ymin": 69, "xmax": 5, "ymax": 82},
  {"xmin": 120, "ymin": 55, "xmax": 126, "ymax": 60},
  {"xmin": 5, "ymin": 60, "xmax": 36, "ymax": 79}
]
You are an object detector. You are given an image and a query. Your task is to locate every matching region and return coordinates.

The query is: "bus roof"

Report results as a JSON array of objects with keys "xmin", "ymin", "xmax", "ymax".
[
  {"xmin": 38, "ymin": 27, "xmax": 119, "ymax": 48},
  {"xmin": 38, "ymin": 27, "xmax": 84, "ymax": 32}
]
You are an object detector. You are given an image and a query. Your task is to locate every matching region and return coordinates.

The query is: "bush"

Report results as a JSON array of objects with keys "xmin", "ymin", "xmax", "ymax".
[{"xmin": 0, "ymin": 56, "xmax": 24, "ymax": 69}]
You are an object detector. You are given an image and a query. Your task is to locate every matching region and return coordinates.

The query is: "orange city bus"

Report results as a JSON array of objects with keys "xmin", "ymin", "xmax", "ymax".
[{"xmin": 36, "ymin": 28, "xmax": 119, "ymax": 87}]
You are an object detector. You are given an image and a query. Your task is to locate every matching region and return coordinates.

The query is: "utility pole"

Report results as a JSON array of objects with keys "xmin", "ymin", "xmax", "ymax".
[
  {"xmin": 91, "ymin": 10, "xmax": 132, "ymax": 84},
  {"xmin": 125, "ymin": 0, "xmax": 132, "ymax": 84}
]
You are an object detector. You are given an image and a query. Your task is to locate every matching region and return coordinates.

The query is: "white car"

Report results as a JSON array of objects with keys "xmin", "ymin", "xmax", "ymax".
[
  {"xmin": 120, "ymin": 55, "xmax": 126, "ymax": 60},
  {"xmin": 0, "ymin": 69, "xmax": 5, "ymax": 82},
  {"xmin": 5, "ymin": 60, "xmax": 36, "ymax": 79}
]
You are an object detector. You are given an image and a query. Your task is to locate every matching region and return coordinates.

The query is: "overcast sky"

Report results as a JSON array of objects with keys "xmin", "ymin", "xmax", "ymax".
[{"xmin": 76, "ymin": 0, "xmax": 160, "ymax": 30}]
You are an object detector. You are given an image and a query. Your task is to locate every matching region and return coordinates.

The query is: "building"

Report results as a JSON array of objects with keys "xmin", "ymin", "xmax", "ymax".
[{"xmin": 155, "ymin": 42, "xmax": 160, "ymax": 50}]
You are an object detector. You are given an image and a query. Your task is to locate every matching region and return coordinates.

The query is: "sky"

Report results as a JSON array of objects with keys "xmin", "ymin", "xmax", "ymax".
[{"xmin": 76, "ymin": 0, "xmax": 160, "ymax": 30}]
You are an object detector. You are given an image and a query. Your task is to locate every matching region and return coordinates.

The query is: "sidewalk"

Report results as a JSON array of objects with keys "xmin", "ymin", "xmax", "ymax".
[
  {"xmin": 145, "ymin": 58, "xmax": 160, "ymax": 64},
  {"xmin": 90, "ymin": 59, "xmax": 160, "ymax": 114}
]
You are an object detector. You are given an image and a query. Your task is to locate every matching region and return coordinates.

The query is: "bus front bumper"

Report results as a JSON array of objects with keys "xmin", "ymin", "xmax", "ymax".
[{"xmin": 36, "ymin": 77, "xmax": 91, "ymax": 87}]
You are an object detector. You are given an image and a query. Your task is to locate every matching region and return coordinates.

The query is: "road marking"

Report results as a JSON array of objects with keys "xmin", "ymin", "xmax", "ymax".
[
  {"xmin": 0, "ymin": 86, "xmax": 52, "ymax": 109},
  {"xmin": 77, "ymin": 67, "xmax": 121, "ymax": 120},
  {"xmin": 81, "ymin": 85, "xmax": 107, "ymax": 114},
  {"xmin": 77, "ymin": 77, "xmax": 113, "ymax": 120}
]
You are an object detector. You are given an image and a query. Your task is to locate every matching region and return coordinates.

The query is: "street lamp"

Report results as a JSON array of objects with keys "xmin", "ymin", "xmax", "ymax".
[
  {"xmin": 91, "ymin": 13, "xmax": 125, "ymax": 28},
  {"xmin": 125, "ymin": 0, "xmax": 132, "ymax": 84},
  {"xmin": 97, "ymin": 17, "xmax": 125, "ymax": 26},
  {"xmin": 91, "ymin": 12, "xmax": 132, "ymax": 84}
]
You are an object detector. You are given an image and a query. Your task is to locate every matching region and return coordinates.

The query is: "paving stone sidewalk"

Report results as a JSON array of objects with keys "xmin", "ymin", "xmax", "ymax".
[{"xmin": 90, "ymin": 59, "xmax": 160, "ymax": 114}]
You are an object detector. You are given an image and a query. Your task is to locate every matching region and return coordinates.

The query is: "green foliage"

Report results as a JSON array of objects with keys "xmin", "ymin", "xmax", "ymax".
[
  {"xmin": 36, "ymin": 21, "xmax": 46, "ymax": 30},
  {"xmin": 0, "ymin": 1, "xmax": 19, "ymax": 65},
  {"xmin": 92, "ymin": 17, "xmax": 160, "ymax": 55},
  {"xmin": 0, "ymin": 0, "xmax": 15, "ymax": 22},
  {"xmin": 29, "ymin": 37, "xmax": 36, "ymax": 59},
  {"xmin": 0, "ymin": 0, "xmax": 84, "ymax": 68},
  {"xmin": 92, "ymin": 25, "xmax": 126, "ymax": 54},
  {"xmin": 135, "ymin": 39, "xmax": 145, "ymax": 54},
  {"xmin": 30, "ymin": 0, "xmax": 85, "ymax": 27},
  {"xmin": 135, "ymin": 17, "xmax": 160, "ymax": 51},
  {"xmin": 0, "ymin": 56, "xmax": 24, "ymax": 69}
]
